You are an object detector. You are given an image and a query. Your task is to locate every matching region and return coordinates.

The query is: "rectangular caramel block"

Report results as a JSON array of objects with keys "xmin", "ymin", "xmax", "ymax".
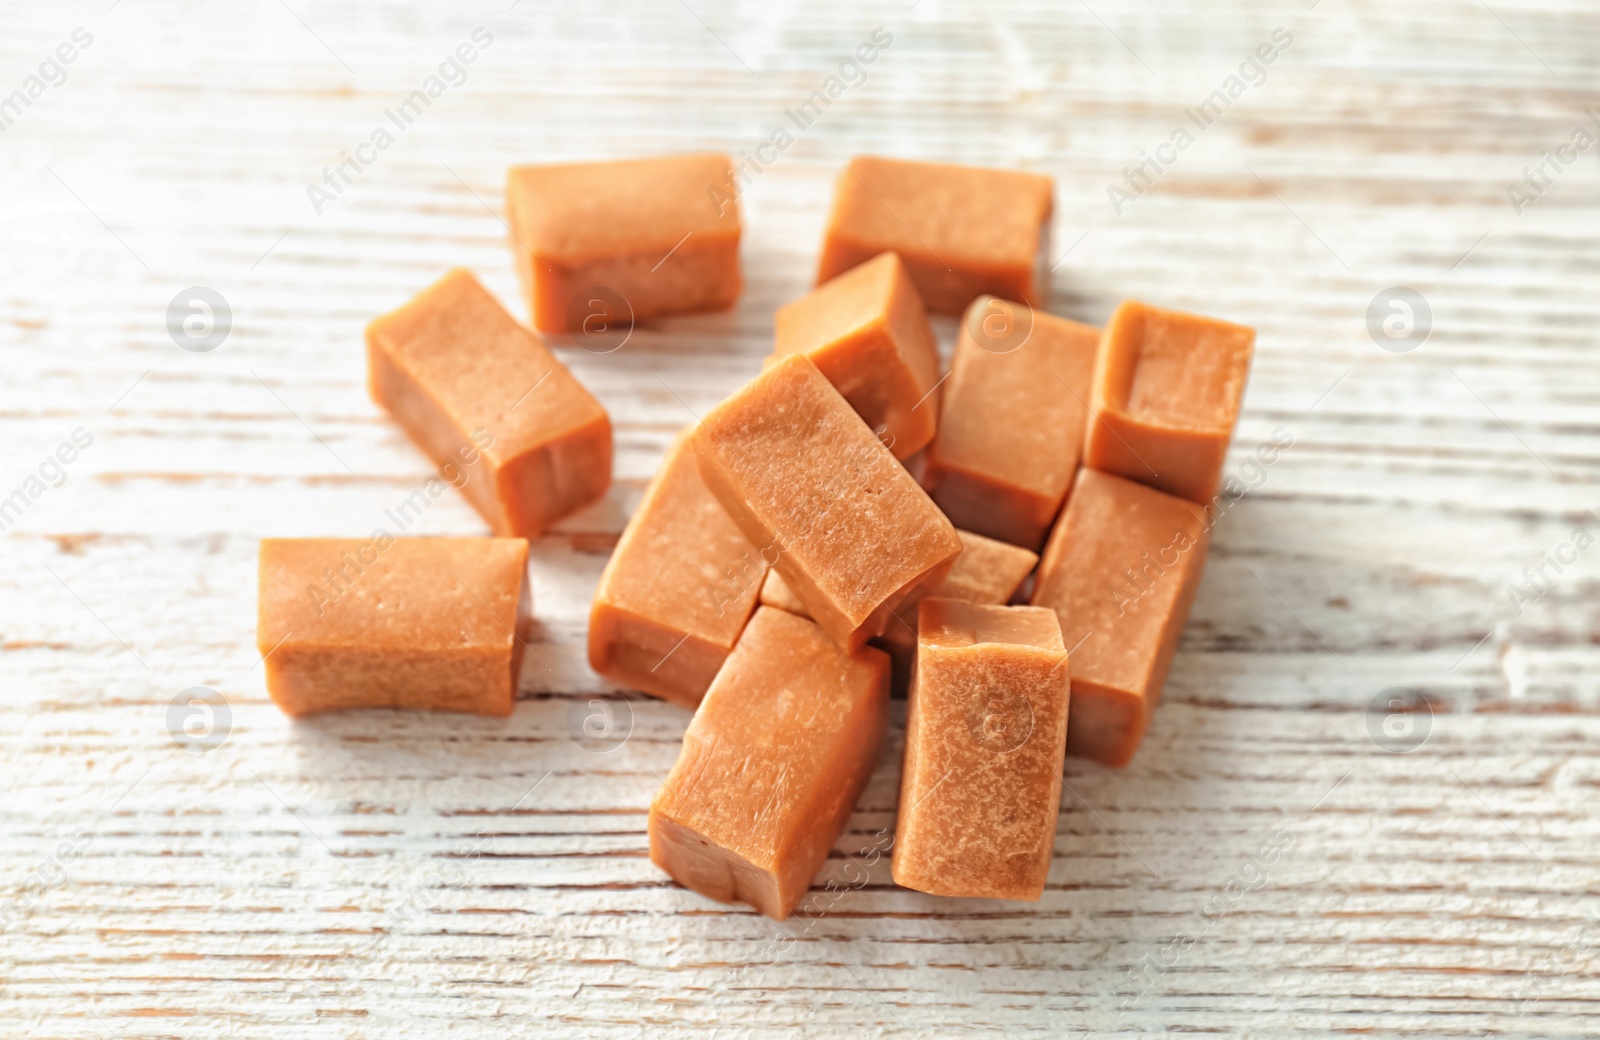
[
  {"xmin": 758, "ymin": 568, "xmax": 810, "ymax": 617},
  {"xmin": 1085, "ymin": 299, "xmax": 1255, "ymax": 505},
  {"xmin": 589, "ymin": 430, "xmax": 767, "ymax": 709},
  {"xmin": 893, "ymin": 599, "xmax": 1069, "ymax": 901},
  {"xmin": 761, "ymin": 528, "xmax": 1036, "ymax": 695},
  {"xmin": 817, "ymin": 156, "xmax": 1053, "ymax": 315},
  {"xmin": 773, "ymin": 251, "xmax": 941, "ymax": 459},
  {"xmin": 649, "ymin": 607, "xmax": 890, "ymax": 919},
  {"xmin": 1031, "ymin": 469, "xmax": 1210, "ymax": 767},
  {"xmin": 505, "ymin": 153, "xmax": 742, "ymax": 335},
  {"xmin": 877, "ymin": 528, "xmax": 1038, "ymax": 693},
  {"xmin": 923, "ymin": 296, "xmax": 1100, "ymax": 549},
  {"xmin": 367, "ymin": 268, "xmax": 612, "ymax": 537},
  {"xmin": 257, "ymin": 537, "xmax": 530, "ymax": 717},
  {"xmin": 691, "ymin": 354, "xmax": 962, "ymax": 651}
]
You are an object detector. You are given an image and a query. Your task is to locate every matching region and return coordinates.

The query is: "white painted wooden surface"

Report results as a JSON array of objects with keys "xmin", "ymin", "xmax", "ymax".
[{"xmin": 3, "ymin": 1, "xmax": 1599, "ymax": 1036}]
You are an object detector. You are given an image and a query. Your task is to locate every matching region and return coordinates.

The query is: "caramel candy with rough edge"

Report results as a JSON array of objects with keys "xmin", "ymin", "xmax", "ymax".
[
  {"xmin": 1031, "ymin": 468, "xmax": 1210, "ymax": 767},
  {"xmin": 760, "ymin": 530, "xmax": 1036, "ymax": 688},
  {"xmin": 588, "ymin": 430, "xmax": 767, "ymax": 709},
  {"xmin": 877, "ymin": 528, "xmax": 1038, "ymax": 693},
  {"xmin": 816, "ymin": 156, "xmax": 1053, "ymax": 315},
  {"xmin": 649, "ymin": 607, "xmax": 890, "ymax": 919},
  {"xmin": 892, "ymin": 599, "xmax": 1069, "ymax": 901},
  {"xmin": 923, "ymin": 296, "xmax": 1099, "ymax": 549},
  {"xmin": 773, "ymin": 251, "xmax": 941, "ymax": 459},
  {"xmin": 690, "ymin": 354, "xmax": 962, "ymax": 651},
  {"xmin": 366, "ymin": 268, "xmax": 612, "ymax": 537},
  {"xmin": 1084, "ymin": 299, "xmax": 1255, "ymax": 505},
  {"xmin": 257, "ymin": 537, "xmax": 530, "ymax": 717},
  {"xmin": 758, "ymin": 568, "xmax": 810, "ymax": 617},
  {"xmin": 505, "ymin": 153, "xmax": 742, "ymax": 334}
]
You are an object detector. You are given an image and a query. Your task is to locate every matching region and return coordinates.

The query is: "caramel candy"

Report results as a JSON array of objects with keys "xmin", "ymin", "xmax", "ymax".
[
  {"xmin": 923, "ymin": 296, "xmax": 1100, "ymax": 549},
  {"xmin": 588, "ymin": 431, "xmax": 767, "ymax": 709},
  {"xmin": 772, "ymin": 251, "xmax": 941, "ymax": 459},
  {"xmin": 759, "ymin": 528, "xmax": 1037, "ymax": 695},
  {"xmin": 1031, "ymin": 469, "xmax": 1210, "ymax": 767},
  {"xmin": 649, "ymin": 607, "xmax": 890, "ymax": 919},
  {"xmin": 367, "ymin": 268, "xmax": 612, "ymax": 537},
  {"xmin": 257, "ymin": 537, "xmax": 530, "ymax": 717},
  {"xmin": 505, "ymin": 153, "xmax": 742, "ymax": 334},
  {"xmin": 1084, "ymin": 299, "xmax": 1255, "ymax": 505},
  {"xmin": 892, "ymin": 599, "xmax": 1069, "ymax": 901},
  {"xmin": 816, "ymin": 156, "xmax": 1053, "ymax": 315},
  {"xmin": 877, "ymin": 529, "xmax": 1038, "ymax": 693},
  {"xmin": 691, "ymin": 354, "xmax": 962, "ymax": 651},
  {"xmin": 758, "ymin": 568, "xmax": 810, "ymax": 617}
]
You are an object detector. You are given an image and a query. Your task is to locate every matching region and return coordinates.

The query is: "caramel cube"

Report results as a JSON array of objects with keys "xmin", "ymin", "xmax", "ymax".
[
  {"xmin": 505, "ymin": 153, "xmax": 742, "ymax": 334},
  {"xmin": 923, "ymin": 296, "xmax": 1099, "ymax": 549},
  {"xmin": 758, "ymin": 568, "xmax": 810, "ymax": 617},
  {"xmin": 257, "ymin": 537, "xmax": 530, "ymax": 717},
  {"xmin": 759, "ymin": 529, "xmax": 1037, "ymax": 696},
  {"xmin": 690, "ymin": 354, "xmax": 962, "ymax": 651},
  {"xmin": 588, "ymin": 431, "xmax": 767, "ymax": 709},
  {"xmin": 649, "ymin": 607, "xmax": 890, "ymax": 919},
  {"xmin": 816, "ymin": 156, "xmax": 1053, "ymax": 315},
  {"xmin": 1084, "ymin": 300, "xmax": 1255, "ymax": 505},
  {"xmin": 772, "ymin": 251, "xmax": 941, "ymax": 459},
  {"xmin": 1031, "ymin": 469, "xmax": 1210, "ymax": 767},
  {"xmin": 366, "ymin": 268, "xmax": 612, "ymax": 537},
  {"xmin": 892, "ymin": 599, "xmax": 1069, "ymax": 901},
  {"xmin": 877, "ymin": 528, "xmax": 1038, "ymax": 693}
]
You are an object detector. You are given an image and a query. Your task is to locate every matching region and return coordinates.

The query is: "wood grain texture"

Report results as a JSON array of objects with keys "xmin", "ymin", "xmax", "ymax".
[{"xmin": 3, "ymin": 0, "xmax": 1599, "ymax": 1036}]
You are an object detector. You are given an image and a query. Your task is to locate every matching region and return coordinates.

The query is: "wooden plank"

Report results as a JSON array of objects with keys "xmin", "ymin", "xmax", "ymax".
[{"xmin": 3, "ymin": 1, "xmax": 1599, "ymax": 1036}]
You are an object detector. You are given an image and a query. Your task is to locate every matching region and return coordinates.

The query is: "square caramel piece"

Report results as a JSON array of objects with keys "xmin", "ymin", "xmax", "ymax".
[
  {"xmin": 761, "ymin": 529, "xmax": 1037, "ymax": 697},
  {"xmin": 1084, "ymin": 299, "xmax": 1255, "ymax": 505},
  {"xmin": 367, "ymin": 268, "xmax": 612, "ymax": 537},
  {"xmin": 1031, "ymin": 469, "xmax": 1211, "ymax": 767},
  {"xmin": 257, "ymin": 537, "xmax": 531, "ymax": 717},
  {"xmin": 690, "ymin": 354, "xmax": 963, "ymax": 651},
  {"xmin": 876, "ymin": 528, "xmax": 1038, "ymax": 694},
  {"xmin": 505, "ymin": 153, "xmax": 742, "ymax": 335},
  {"xmin": 892, "ymin": 599, "xmax": 1069, "ymax": 902},
  {"xmin": 649, "ymin": 607, "xmax": 890, "ymax": 919},
  {"xmin": 772, "ymin": 251, "xmax": 941, "ymax": 459},
  {"xmin": 816, "ymin": 156, "xmax": 1053, "ymax": 315},
  {"xmin": 758, "ymin": 568, "xmax": 810, "ymax": 617},
  {"xmin": 924, "ymin": 296, "xmax": 1100, "ymax": 549},
  {"xmin": 588, "ymin": 430, "xmax": 768, "ymax": 709}
]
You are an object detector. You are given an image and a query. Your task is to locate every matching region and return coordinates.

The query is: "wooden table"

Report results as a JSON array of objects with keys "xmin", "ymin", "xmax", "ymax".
[{"xmin": 4, "ymin": 1, "xmax": 1597, "ymax": 1036}]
